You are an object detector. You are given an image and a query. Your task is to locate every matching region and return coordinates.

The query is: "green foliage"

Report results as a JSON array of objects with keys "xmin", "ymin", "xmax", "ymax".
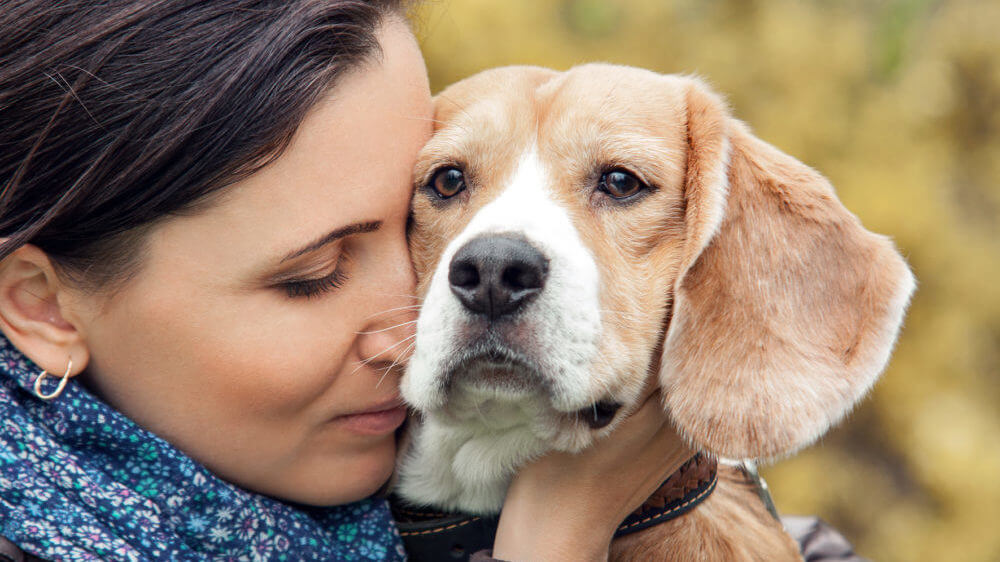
[{"xmin": 414, "ymin": 1, "xmax": 1000, "ymax": 559}]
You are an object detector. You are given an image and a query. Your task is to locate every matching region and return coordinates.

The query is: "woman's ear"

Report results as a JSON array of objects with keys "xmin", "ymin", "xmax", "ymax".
[
  {"xmin": 0, "ymin": 243, "xmax": 89, "ymax": 377},
  {"xmin": 659, "ymin": 78, "xmax": 916, "ymax": 461}
]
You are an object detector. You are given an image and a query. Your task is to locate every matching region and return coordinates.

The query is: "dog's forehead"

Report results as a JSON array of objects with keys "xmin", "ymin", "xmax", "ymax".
[
  {"xmin": 541, "ymin": 64, "xmax": 688, "ymax": 130},
  {"xmin": 435, "ymin": 64, "xmax": 687, "ymax": 143},
  {"xmin": 420, "ymin": 64, "xmax": 690, "ymax": 195}
]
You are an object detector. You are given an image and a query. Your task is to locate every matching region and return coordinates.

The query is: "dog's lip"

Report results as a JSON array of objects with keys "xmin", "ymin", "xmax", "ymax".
[
  {"xmin": 450, "ymin": 355, "xmax": 538, "ymax": 379},
  {"xmin": 443, "ymin": 346, "xmax": 548, "ymax": 395},
  {"xmin": 576, "ymin": 400, "xmax": 623, "ymax": 429},
  {"xmin": 448, "ymin": 347, "xmax": 540, "ymax": 376}
]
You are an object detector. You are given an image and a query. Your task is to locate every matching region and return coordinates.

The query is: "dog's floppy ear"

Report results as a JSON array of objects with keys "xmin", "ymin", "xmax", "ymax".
[{"xmin": 660, "ymin": 77, "xmax": 915, "ymax": 460}]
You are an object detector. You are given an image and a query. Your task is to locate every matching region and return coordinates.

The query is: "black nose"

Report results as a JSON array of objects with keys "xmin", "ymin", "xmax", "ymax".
[{"xmin": 448, "ymin": 234, "xmax": 549, "ymax": 320}]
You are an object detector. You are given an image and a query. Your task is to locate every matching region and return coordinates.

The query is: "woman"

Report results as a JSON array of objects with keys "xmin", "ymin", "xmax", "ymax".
[{"xmin": 0, "ymin": 1, "xmax": 689, "ymax": 560}]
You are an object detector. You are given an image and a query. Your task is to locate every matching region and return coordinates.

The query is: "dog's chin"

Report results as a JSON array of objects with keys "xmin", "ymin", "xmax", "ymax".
[
  {"xmin": 441, "ymin": 356, "xmax": 545, "ymax": 418},
  {"xmin": 451, "ymin": 360, "xmax": 540, "ymax": 397},
  {"xmin": 443, "ymin": 338, "xmax": 545, "ymax": 396},
  {"xmin": 439, "ymin": 358, "xmax": 625, "ymax": 434}
]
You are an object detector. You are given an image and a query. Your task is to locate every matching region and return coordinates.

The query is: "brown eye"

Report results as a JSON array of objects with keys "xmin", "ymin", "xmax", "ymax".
[
  {"xmin": 599, "ymin": 169, "xmax": 644, "ymax": 199},
  {"xmin": 429, "ymin": 167, "xmax": 466, "ymax": 199}
]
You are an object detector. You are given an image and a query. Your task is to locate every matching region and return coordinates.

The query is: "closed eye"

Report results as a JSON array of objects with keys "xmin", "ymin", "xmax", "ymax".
[{"xmin": 278, "ymin": 253, "xmax": 351, "ymax": 299}]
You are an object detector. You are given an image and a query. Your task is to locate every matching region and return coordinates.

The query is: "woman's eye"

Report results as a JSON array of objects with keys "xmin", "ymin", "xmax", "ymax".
[
  {"xmin": 281, "ymin": 268, "xmax": 349, "ymax": 299},
  {"xmin": 429, "ymin": 167, "xmax": 466, "ymax": 199},
  {"xmin": 279, "ymin": 255, "xmax": 351, "ymax": 299},
  {"xmin": 598, "ymin": 169, "xmax": 645, "ymax": 199}
]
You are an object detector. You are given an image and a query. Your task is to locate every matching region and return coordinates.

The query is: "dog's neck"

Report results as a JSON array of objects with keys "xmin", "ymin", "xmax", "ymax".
[
  {"xmin": 391, "ymin": 452, "xmax": 719, "ymax": 558},
  {"xmin": 613, "ymin": 453, "xmax": 718, "ymax": 538},
  {"xmin": 396, "ymin": 398, "xmax": 702, "ymax": 515}
]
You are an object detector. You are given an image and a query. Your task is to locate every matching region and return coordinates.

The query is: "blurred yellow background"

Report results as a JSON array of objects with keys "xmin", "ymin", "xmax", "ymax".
[{"xmin": 412, "ymin": 1, "xmax": 1000, "ymax": 560}]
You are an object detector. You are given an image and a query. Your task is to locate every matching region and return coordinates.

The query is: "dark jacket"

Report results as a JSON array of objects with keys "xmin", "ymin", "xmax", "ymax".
[
  {"xmin": 395, "ymin": 513, "xmax": 868, "ymax": 562},
  {"xmin": 2, "ymin": 515, "xmax": 865, "ymax": 561}
]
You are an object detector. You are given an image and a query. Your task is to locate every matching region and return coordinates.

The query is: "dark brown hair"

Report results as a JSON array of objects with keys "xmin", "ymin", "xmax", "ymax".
[{"xmin": 0, "ymin": 0, "xmax": 404, "ymax": 290}]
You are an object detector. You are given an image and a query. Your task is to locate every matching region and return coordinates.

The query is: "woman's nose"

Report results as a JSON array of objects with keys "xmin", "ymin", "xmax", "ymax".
[
  {"xmin": 356, "ymin": 238, "xmax": 418, "ymax": 372},
  {"xmin": 356, "ymin": 305, "xmax": 417, "ymax": 373}
]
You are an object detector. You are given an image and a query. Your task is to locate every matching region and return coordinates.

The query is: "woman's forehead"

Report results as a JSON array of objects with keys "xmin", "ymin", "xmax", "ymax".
[{"xmin": 136, "ymin": 20, "xmax": 432, "ymax": 278}]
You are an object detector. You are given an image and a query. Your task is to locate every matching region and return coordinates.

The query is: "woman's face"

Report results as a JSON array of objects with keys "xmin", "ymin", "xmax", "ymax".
[{"xmin": 66, "ymin": 19, "xmax": 432, "ymax": 505}]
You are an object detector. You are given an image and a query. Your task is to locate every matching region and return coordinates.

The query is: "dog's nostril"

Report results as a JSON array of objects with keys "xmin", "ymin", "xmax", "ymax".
[
  {"xmin": 501, "ymin": 262, "xmax": 543, "ymax": 291},
  {"xmin": 449, "ymin": 260, "xmax": 480, "ymax": 289}
]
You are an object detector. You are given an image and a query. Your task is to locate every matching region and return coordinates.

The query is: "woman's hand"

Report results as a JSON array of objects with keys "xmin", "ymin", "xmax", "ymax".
[{"xmin": 492, "ymin": 388, "xmax": 695, "ymax": 561}]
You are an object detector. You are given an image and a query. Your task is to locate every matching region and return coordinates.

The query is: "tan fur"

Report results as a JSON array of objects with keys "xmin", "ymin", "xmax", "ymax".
[
  {"xmin": 406, "ymin": 63, "xmax": 914, "ymax": 559},
  {"xmin": 409, "ymin": 67, "xmax": 561, "ymax": 298},
  {"xmin": 663, "ymin": 82, "xmax": 916, "ymax": 460},
  {"xmin": 610, "ymin": 466, "xmax": 801, "ymax": 561}
]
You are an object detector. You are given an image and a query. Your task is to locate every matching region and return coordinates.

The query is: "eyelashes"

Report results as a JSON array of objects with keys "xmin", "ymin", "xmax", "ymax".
[{"xmin": 279, "ymin": 254, "xmax": 351, "ymax": 299}]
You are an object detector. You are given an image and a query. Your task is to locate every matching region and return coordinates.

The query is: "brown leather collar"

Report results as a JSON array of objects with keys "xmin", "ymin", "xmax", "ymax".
[
  {"xmin": 391, "ymin": 452, "xmax": 718, "ymax": 549},
  {"xmin": 614, "ymin": 452, "xmax": 718, "ymax": 537}
]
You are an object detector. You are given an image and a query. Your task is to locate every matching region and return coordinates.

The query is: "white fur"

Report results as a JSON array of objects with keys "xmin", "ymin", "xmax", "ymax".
[
  {"xmin": 398, "ymin": 148, "xmax": 610, "ymax": 514},
  {"xmin": 402, "ymin": 148, "xmax": 604, "ymax": 413}
]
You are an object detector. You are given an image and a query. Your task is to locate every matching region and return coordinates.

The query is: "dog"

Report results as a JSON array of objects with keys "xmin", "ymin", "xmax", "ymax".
[{"xmin": 394, "ymin": 64, "xmax": 914, "ymax": 560}]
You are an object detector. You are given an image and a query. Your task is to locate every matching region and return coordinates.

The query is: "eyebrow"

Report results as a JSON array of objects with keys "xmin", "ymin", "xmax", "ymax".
[{"xmin": 280, "ymin": 221, "xmax": 381, "ymax": 263}]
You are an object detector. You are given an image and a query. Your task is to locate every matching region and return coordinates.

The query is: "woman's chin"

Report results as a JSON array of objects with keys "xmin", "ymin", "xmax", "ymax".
[{"xmin": 274, "ymin": 437, "xmax": 399, "ymax": 507}]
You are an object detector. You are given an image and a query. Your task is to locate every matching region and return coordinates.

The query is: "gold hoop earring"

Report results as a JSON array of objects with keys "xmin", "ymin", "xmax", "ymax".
[{"xmin": 33, "ymin": 358, "xmax": 73, "ymax": 401}]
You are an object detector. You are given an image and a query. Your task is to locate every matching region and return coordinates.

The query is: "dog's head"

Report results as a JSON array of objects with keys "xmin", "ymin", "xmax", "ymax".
[{"xmin": 402, "ymin": 64, "xmax": 914, "ymax": 461}]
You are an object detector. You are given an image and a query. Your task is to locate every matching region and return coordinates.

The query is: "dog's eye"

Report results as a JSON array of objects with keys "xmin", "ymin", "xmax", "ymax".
[
  {"xmin": 429, "ymin": 167, "xmax": 466, "ymax": 199},
  {"xmin": 599, "ymin": 169, "xmax": 645, "ymax": 199}
]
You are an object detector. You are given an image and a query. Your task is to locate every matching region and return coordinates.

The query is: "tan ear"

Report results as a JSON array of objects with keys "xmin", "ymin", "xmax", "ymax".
[{"xmin": 660, "ymin": 78, "xmax": 916, "ymax": 460}]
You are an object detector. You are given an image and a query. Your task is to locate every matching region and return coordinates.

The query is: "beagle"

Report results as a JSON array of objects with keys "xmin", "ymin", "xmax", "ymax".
[{"xmin": 396, "ymin": 64, "xmax": 914, "ymax": 560}]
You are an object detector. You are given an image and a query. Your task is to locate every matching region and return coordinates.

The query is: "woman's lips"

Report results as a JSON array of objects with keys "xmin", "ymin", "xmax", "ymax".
[{"xmin": 335, "ymin": 402, "xmax": 407, "ymax": 435}]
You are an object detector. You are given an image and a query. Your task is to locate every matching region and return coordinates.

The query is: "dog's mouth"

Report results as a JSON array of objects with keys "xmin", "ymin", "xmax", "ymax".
[
  {"xmin": 444, "ymin": 344, "xmax": 546, "ymax": 397},
  {"xmin": 576, "ymin": 400, "xmax": 623, "ymax": 429},
  {"xmin": 436, "ymin": 333, "xmax": 625, "ymax": 430}
]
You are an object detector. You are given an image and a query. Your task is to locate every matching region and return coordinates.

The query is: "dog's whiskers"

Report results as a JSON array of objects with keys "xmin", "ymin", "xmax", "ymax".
[
  {"xmin": 363, "ymin": 304, "xmax": 423, "ymax": 322},
  {"xmin": 375, "ymin": 340, "xmax": 417, "ymax": 389},
  {"xmin": 587, "ymin": 354, "xmax": 619, "ymax": 405},
  {"xmin": 371, "ymin": 292, "xmax": 425, "ymax": 301},
  {"xmin": 436, "ymin": 92, "xmax": 475, "ymax": 125},
  {"xmin": 356, "ymin": 319, "xmax": 419, "ymax": 336},
  {"xmin": 472, "ymin": 396, "xmax": 488, "ymax": 425},
  {"xmin": 350, "ymin": 334, "xmax": 417, "ymax": 376}
]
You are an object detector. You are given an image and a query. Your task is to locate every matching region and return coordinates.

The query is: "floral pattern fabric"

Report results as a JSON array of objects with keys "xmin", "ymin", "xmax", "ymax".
[{"xmin": 0, "ymin": 335, "xmax": 406, "ymax": 561}]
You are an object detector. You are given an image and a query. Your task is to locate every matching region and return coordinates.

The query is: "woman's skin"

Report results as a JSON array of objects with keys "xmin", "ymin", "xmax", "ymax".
[
  {"xmin": 0, "ymin": 17, "xmax": 690, "ymax": 560},
  {"xmin": 0, "ymin": 19, "xmax": 429, "ymax": 507}
]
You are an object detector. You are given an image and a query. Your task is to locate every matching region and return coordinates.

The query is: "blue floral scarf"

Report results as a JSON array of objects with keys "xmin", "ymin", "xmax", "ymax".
[{"xmin": 0, "ymin": 335, "xmax": 406, "ymax": 561}]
